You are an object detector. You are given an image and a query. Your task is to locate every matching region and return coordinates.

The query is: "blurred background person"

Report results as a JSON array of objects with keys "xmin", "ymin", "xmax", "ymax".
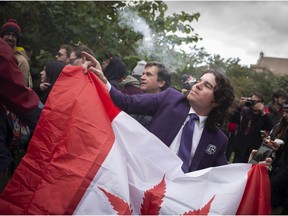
[
  {"xmin": 229, "ymin": 92, "xmax": 273, "ymax": 163},
  {"xmin": 266, "ymin": 102, "xmax": 288, "ymax": 214},
  {"xmin": 35, "ymin": 60, "xmax": 66, "ymax": 104},
  {"xmin": 56, "ymin": 44, "xmax": 72, "ymax": 65},
  {"xmin": 132, "ymin": 61, "xmax": 172, "ymax": 127},
  {"xmin": 0, "ymin": 19, "xmax": 32, "ymax": 88},
  {"xmin": 131, "ymin": 60, "xmax": 146, "ymax": 81},
  {"xmin": 121, "ymin": 60, "xmax": 147, "ymax": 95},
  {"xmin": 103, "ymin": 56, "xmax": 127, "ymax": 90},
  {"xmin": 0, "ymin": 38, "xmax": 42, "ymax": 193},
  {"xmin": 181, "ymin": 74, "xmax": 196, "ymax": 94},
  {"xmin": 69, "ymin": 45, "xmax": 94, "ymax": 66},
  {"xmin": 121, "ymin": 75, "xmax": 143, "ymax": 95},
  {"xmin": 265, "ymin": 89, "xmax": 287, "ymax": 127}
]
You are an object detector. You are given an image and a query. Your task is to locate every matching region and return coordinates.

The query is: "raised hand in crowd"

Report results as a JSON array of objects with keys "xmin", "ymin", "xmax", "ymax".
[{"xmin": 81, "ymin": 51, "xmax": 107, "ymax": 84}]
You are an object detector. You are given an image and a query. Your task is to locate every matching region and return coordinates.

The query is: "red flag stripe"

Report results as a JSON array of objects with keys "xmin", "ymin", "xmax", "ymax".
[
  {"xmin": 0, "ymin": 67, "xmax": 120, "ymax": 214},
  {"xmin": 64, "ymin": 69, "xmax": 120, "ymax": 214},
  {"xmin": 236, "ymin": 164, "xmax": 271, "ymax": 215}
]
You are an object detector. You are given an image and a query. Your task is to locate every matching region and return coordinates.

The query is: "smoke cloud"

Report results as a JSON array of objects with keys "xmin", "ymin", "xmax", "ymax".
[{"xmin": 117, "ymin": 8, "xmax": 187, "ymax": 73}]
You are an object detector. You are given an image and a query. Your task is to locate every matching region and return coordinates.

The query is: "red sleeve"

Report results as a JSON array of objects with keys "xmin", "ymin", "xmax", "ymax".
[{"xmin": 0, "ymin": 38, "xmax": 39, "ymax": 116}]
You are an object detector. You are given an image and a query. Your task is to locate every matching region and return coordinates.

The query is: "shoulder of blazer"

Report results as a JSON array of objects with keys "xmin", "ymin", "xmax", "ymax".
[{"xmin": 162, "ymin": 87, "xmax": 187, "ymax": 100}]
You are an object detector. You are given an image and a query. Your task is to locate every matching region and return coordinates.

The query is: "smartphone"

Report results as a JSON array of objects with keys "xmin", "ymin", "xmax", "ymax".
[{"xmin": 248, "ymin": 143, "xmax": 273, "ymax": 164}]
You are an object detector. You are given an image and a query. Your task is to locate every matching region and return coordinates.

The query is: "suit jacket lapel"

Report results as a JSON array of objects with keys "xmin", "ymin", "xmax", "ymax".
[
  {"xmin": 189, "ymin": 127, "xmax": 213, "ymax": 171},
  {"xmin": 166, "ymin": 104, "xmax": 190, "ymax": 147}
]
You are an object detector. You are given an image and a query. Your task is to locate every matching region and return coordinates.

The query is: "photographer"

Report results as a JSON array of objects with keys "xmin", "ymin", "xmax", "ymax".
[
  {"xmin": 229, "ymin": 92, "xmax": 273, "ymax": 163},
  {"xmin": 265, "ymin": 103, "xmax": 288, "ymax": 214}
]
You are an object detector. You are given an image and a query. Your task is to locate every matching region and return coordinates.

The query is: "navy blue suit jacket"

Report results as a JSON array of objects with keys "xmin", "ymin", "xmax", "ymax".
[{"xmin": 110, "ymin": 86, "xmax": 228, "ymax": 171}]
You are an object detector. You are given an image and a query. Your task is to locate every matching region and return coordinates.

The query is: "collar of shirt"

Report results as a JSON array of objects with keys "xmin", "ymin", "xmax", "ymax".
[{"xmin": 188, "ymin": 107, "xmax": 207, "ymax": 129}]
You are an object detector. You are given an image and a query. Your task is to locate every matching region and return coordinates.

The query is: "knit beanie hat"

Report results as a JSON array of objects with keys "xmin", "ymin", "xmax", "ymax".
[
  {"xmin": 131, "ymin": 60, "xmax": 147, "ymax": 76},
  {"xmin": 0, "ymin": 19, "xmax": 21, "ymax": 41}
]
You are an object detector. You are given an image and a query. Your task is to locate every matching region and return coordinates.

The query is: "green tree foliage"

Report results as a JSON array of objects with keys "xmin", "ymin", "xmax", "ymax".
[
  {"xmin": 0, "ymin": 1, "xmax": 200, "ymax": 82},
  {"xmin": 1, "ymin": 1, "xmax": 287, "ymax": 102},
  {"xmin": 226, "ymin": 65, "xmax": 283, "ymax": 103}
]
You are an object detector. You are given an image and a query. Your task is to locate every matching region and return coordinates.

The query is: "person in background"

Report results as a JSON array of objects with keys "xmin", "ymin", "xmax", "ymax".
[
  {"xmin": 265, "ymin": 102, "xmax": 288, "ymax": 214},
  {"xmin": 0, "ymin": 19, "xmax": 32, "ymax": 88},
  {"xmin": 121, "ymin": 75, "xmax": 143, "ymax": 95},
  {"xmin": 130, "ymin": 61, "xmax": 172, "ymax": 127},
  {"xmin": 131, "ymin": 60, "xmax": 147, "ymax": 81},
  {"xmin": 69, "ymin": 45, "xmax": 94, "ymax": 66},
  {"xmin": 229, "ymin": 92, "xmax": 273, "ymax": 163},
  {"xmin": 265, "ymin": 89, "xmax": 287, "ymax": 127},
  {"xmin": 103, "ymin": 56, "xmax": 127, "ymax": 90},
  {"xmin": 56, "ymin": 44, "xmax": 72, "ymax": 65},
  {"xmin": 139, "ymin": 61, "xmax": 171, "ymax": 94},
  {"xmin": 35, "ymin": 60, "xmax": 66, "ymax": 104},
  {"xmin": 0, "ymin": 38, "xmax": 42, "ymax": 193},
  {"xmin": 223, "ymin": 98, "xmax": 240, "ymax": 162},
  {"xmin": 101, "ymin": 55, "xmax": 111, "ymax": 71},
  {"xmin": 1, "ymin": 19, "xmax": 35, "ymax": 173},
  {"xmin": 121, "ymin": 60, "xmax": 147, "ymax": 95},
  {"xmin": 181, "ymin": 74, "xmax": 197, "ymax": 94}
]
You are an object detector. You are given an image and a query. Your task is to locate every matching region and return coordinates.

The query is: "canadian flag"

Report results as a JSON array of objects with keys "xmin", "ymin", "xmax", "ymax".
[{"xmin": 0, "ymin": 66, "xmax": 270, "ymax": 215}]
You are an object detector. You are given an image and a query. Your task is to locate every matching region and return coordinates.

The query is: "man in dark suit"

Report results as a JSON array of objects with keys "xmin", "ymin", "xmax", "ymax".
[{"xmin": 82, "ymin": 52, "xmax": 235, "ymax": 172}]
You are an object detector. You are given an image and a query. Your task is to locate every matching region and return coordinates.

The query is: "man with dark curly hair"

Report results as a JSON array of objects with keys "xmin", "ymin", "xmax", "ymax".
[{"xmin": 82, "ymin": 52, "xmax": 235, "ymax": 173}]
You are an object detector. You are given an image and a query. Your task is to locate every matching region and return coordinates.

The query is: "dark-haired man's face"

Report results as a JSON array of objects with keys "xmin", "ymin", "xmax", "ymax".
[
  {"xmin": 187, "ymin": 73, "xmax": 218, "ymax": 116},
  {"xmin": 276, "ymin": 96, "xmax": 286, "ymax": 107},
  {"xmin": 140, "ymin": 66, "xmax": 164, "ymax": 94},
  {"xmin": 69, "ymin": 52, "xmax": 82, "ymax": 66},
  {"xmin": 56, "ymin": 48, "xmax": 69, "ymax": 64}
]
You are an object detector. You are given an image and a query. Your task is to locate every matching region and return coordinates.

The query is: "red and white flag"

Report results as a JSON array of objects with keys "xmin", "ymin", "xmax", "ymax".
[{"xmin": 0, "ymin": 66, "xmax": 270, "ymax": 215}]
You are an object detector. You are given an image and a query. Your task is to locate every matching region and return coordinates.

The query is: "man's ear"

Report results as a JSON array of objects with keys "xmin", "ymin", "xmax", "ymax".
[{"xmin": 158, "ymin": 80, "xmax": 165, "ymax": 88}]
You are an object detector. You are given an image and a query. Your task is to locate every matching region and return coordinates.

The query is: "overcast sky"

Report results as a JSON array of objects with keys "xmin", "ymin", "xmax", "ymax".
[{"xmin": 165, "ymin": 1, "xmax": 288, "ymax": 66}]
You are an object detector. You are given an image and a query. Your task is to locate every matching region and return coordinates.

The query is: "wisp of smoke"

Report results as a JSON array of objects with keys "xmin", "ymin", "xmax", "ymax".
[
  {"xmin": 118, "ymin": 8, "xmax": 154, "ymax": 56},
  {"xmin": 117, "ymin": 8, "xmax": 189, "ymax": 73}
]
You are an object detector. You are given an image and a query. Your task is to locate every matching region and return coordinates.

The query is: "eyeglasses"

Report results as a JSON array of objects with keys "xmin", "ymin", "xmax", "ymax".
[{"xmin": 69, "ymin": 57, "xmax": 81, "ymax": 65}]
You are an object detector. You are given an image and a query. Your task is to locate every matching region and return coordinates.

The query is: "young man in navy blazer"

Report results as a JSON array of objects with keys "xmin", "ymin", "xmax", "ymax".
[{"xmin": 83, "ymin": 52, "xmax": 235, "ymax": 172}]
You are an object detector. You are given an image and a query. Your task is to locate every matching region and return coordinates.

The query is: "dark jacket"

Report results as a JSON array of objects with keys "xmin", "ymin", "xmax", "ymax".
[
  {"xmin": 269, "ymin": 122, "xmax": 288, "ymax": 209},
  {"xmin": 229, "ymin": 107, "xmax": 273, "ymax": 163}
]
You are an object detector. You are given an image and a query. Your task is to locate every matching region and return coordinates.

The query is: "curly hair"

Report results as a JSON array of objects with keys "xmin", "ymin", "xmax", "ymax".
[{"xmin": 203, "ymin": 69, "xmax": 235, "ymax": 130}]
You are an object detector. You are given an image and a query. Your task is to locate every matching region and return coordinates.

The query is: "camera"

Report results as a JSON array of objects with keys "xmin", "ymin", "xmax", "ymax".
[{"xmin": 244, "ymin": 97, "xmax": 257, "ymax": 107}]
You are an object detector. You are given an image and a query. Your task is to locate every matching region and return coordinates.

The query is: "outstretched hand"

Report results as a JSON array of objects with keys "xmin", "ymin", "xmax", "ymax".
[{"xmin": 81, "ymin": 51, "xmax": 108, "ymax": 84}]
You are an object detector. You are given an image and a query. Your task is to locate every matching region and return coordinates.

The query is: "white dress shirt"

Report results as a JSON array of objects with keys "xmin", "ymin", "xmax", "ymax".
[
  {"xmin": 169, "ymin": 107, "xmax": 207, "ymax": 165},
  {"xmin": 107, "ymin": 81, "xmax": 207, "ymax": 165}
]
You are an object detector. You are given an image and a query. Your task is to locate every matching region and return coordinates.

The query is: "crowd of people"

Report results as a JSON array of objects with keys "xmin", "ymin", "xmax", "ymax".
[{"xmin": 1, "ymin": 18, "xmax": 288, "ymax": 214}]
